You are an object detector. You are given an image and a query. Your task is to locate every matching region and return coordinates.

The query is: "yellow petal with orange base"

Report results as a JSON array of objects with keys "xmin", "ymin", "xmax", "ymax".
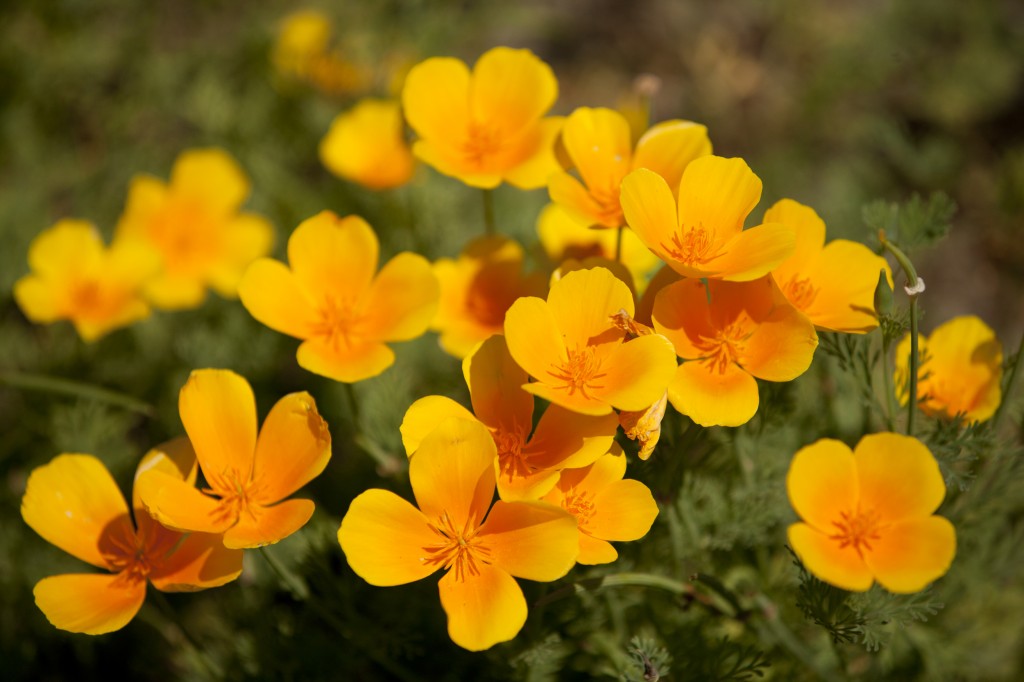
[
  {"xmin": 252, "ymin": 392, "xmax": 331, "ymax": 504},
  {"xmin": 319, "ymin": 98, "xmax": 415, "ymax": 190},
  {"xmin": 288, "ymin": 212, "xmax": 379, "ymax": 304},
  {"xmin": 523, "ymin": 404, "xmax": 617, "ymax": 471},
  {"xmin": 676, "ymin": 156, "xmax": 761, "ymax": 237},
  {"xmin": 132, "ymin": 437, "xmax": 198, "ymax": 539},
  {"xmin": 619, "ymin": 168, "xmax": 679, "ymax": 264},
  {"xmin": 136, "ymin": 469, "xmax": 235, "ymax": 535},
  {"xmin": 169, "ymin": 148, "xmax": 250, "ymax": 215},
  {"xmin": 668, "ymin": 361, "xmax": 759, "ymax": 427},
  {"xmin": 338, "ymin": 489, "xmax": 443, "ymax": 586},
  {"xmin": 478, "ymin": 500, "xmax": 578, "ymax": 580},
  {"xmin": 522, "ymin": 381, "xmax": 612, "ymax": 417},
  {"xmin": 560, "ymin": 107, "xmax": 632, "ymax": 203},
  {"xmin": 402, "ymin": 57, "xmax": 471, "ymax": 149},
  {"xmin": 785, "ymin": 439, "xmax": 859, "ymax": 534},
  {"xmin": 361, "ymin": 252, "xmax": 439, "ymax": 342},
  {"xmin": 763, "ymin": 198, "xmax": 826, "ymax": 284},
  {"xmin": 148, "ymin": 532, "xmax": 243, "ymax": 592},
  {"xmin": 504, "ymin": 117, "xmax": 566, "ymax": 190},
  {"xmin": 864, "ymin": 517, "xmax": 956, "ymax": 594},
  {"xmin": 409, "ymin": 418, "xmax": 497, "ymax": 532},
  {"xmin": 739, "ymin": 296, "xmax": 818, "ymax": 383},
  {"xmin": 179, "ymin": 369, "xmax": 257, "ymax": 482},
  {"xmin": 412, "ymin": 140, "xmax": 502, "ymax": 189},
  {"xmin": 631, "ymin": 120, "xmax": 712, "ymax": 192},
  {"xmin": 702, "ymin": 222, "xmax": 796, "ymax": 282},
  {"xmin": 471, "ymin": 48, "xmax": 557, "ymax": 136},
  {"xmin": 464, "ymin": 334, "xmax": 533, "ymax": 433},
  {"xmin": 34, "ymin": 573, "xmax": 147, "ymax": 635},
  {"xmin": 222, "ymin": 498, "xmax": 315, "ymax": 549},
  {"xmin": 788, "ymin": 523, "xmax": 874, "ymax": 592},
  {"xmin": 803, "ymin": 240, "xmax": 890, "ymax": 333},
  {"xmin": 853, "ymin": 433, "xmax": 946, "ymax": 522},
  {"xmin": 400, "ymin": 396, "xmax": 478, "ymax": 457},
  {"xmin": 239, "ymin": 258, "xmax": 319, "ymax": 339},
  {"xmin": 21, "ymin": 454, "xmax": 135, "ymax": 571},
  {"xmin": 12, "ymin": 276, "xmax": 61, "ymax": 323},
  {"xmin": 591, "ymin": 333, "xmax": 677, "ymax": 412},
  {"xmin": 296, "ymin": 337, "xmax": 395, "ymax": 383},
  {"xmin": 27, "ymin": 219, "xmax": 104, "ymax": 279},
  {"xmin": 548, "ymin": 171, "xmax": 614, "ymax": 228},
  {"xmin": 438, "ymin": 562, "xmax": 526, "ymax": 652},
  {"xmin": 547, "ymin": 267, "xmax": 634, "ymax": 353},
  {"xmin": 504, "ymin": 296, "xmax": 569, "ymax": 382}
]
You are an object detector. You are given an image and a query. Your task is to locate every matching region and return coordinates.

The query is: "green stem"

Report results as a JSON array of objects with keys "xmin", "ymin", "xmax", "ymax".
[
  {"xmin": 258, "ymin": 547, "xmax": 308, "ymax": 598},
  {"xmin": 482, "ymin": 188, "xmax": 495, "ymax": 236},
  {"xmin": 614, "ymin": 226, "xmax": 624, "ymax": 262},
  {"xmin": 878, "ymin": 232, "xmax": 922, "ymax": 436},
  {"xmin": 992, "ymin": 331, "xmax": 1024, "ymax": 431},
  {"xmin": 343, "ymin": 381, "xmax": 361, "ymax": 430},
  {"xmin": 880, "ymin": 335, "xmax": 898, "ymax": 432},
  {"xmin": 0, "ymin": 370, "xmax": 154, "ymax": 416},
  {"xmin": 150, "ymin": 589, "xmax": 222, "ymax": 678}
]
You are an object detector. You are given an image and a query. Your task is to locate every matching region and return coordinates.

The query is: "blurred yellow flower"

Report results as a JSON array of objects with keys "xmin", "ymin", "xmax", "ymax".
[
  {"xmin": 895, "ymin": 315, "xmax": 1003, "ymax": 423},
  {"xmin": 338, "ymin": 418, "xmax": 578, "ymax": 651},
  {"xmin": 787, "ymin": 433, "xmax": 956, "ymax": 593},
  {"xmin": 652, "ymin": 276, "xmax": 818, "ymax": 427},
  {"xmin": 402, "ymin": 46, "xmax": 564, "ymax": 189},
  {"xmin": 115, "ymin": 148, "xmax": 274, "ymax": 310},
  {"xmin": 504, "ymin": 266, "xmax": 677, "ymax": 416},
  {"xmin": 320, "ymin": 98, "xmax": 415, "ymax": 190},
  {"xmin": 401, "ymin": 334, "xmax": 618, "ymax": 501},
  {"xmin": 621, "ymin": 156, "xmax": 795, "ymax": 281},
  {"xmin": 432, "ymin": 236, "xmax": 546, "ymax": 358},
  {"xmin": 21, "ymin": 442, "xmax": 242, "ymax": 634},
  {"xmin": 137, "ymin": 369, "xmax": 331, "ymax": 548},
  {"xmin": 239, "ymin": 211, "xmax": 439, "ymax": 383},
  {"xmin": 13, "ymin": 219, "xmax": 159, "ymax": 341},
  {"xmin": 541, "ymin": 447, "xmax": 659, "ymax": 564},
  {"xmin": 548, "ymin": 107, "xmax": 710, "ymax": 229},
  {"xmin": 272, "ymin": 9, "xmax": 369, "ymax": 95},
  {"xmin": 767, "ymin": 199, "xmax": 892, "ymax": 333}
]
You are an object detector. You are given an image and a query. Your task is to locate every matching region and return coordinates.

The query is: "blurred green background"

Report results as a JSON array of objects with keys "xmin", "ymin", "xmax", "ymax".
[{"xmin": 2, "ymin": 1, "xmax": 1023, "ymax": 679}]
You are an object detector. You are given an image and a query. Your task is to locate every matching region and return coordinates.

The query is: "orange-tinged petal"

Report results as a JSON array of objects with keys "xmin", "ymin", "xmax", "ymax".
[
  {"xmin": 555, "ymin": 448, "xmax": 626, "ymax": 497},
  {"xmin": 504, "ymin": 116, "xmax": 565, "ymax": 190},
  {"xmin": 636, "ymin": 265, "xmax": 682, "ymax": 328},
  {"xmin": 34, "ymin": 573, "xmax": 146, "ymax": 635},
  {"xmin": 786, "ymin": 439, "xmax": 859, "ymax": 534},
  {"xmin": 438, "ymin": 562, "xmax": 526, "ymax": 651},
  {"xmin": 799, "ymin": 239, "xmax": 890, "ymax": 333},
  {"xmin": 338, "ymin": 489, "xmax": 443, "ymax": 586},
  {"xmin": 651, "ymin": 277, "xmax": 717, "ymax": 359},
  {"xmin": 668, "ymin": 360, "xmax": 759, "ymax": 427},
  {"xmin": 495, "ymin": 466, "xmax": 561, "ymax": 502},
  {"xmin": 296, "ymin": 337, "xmax": 395, "ymax": 383},
  {"xmin": 620, "ymin": 168, "xmax": 680, "ymax": 263},
  {"xmin": 136, "ymin": 470, "xmax": 235, "ymax": 535},
  {"xmin": 252, "ymin": 392, "xmax": 331, "ymax": 504},
  {"xmin": 522, "ymin": 381, "xmax": 612, "ymax": 416},
  {"xmin": 590, "ymin": 333, "xmax": 677, "ymax": 412},
  {"xmin": 478, "ymin": 500, "xmax": 578, "ymax": 580},
  {"xmin": 400, "ymin": 396, "xmax": 478, "ymax": 457},
  {"xmin": 403, "ymin": 57, "xmax": 471, "ymax": 150},
  {"xmin": 523, "ymin": 405, "xmax": 617, "ymax": 471},
  {"xmin": 763, "ymin": 198, "xmax": 825, "ymax": 285},
  {"xmin": 412, "ymin": 140, "xmax": 503, "ymax": 189},
  {"xmin": 179, "ymin": 369, "xmax": 256, "ymax": 483},
  {"xmin": 222, "ymin": 498, "xmax": 314, "ymax": 549},
  {"xmin": 470, "ymin": 47, "xmax": 557, "ymax": 137},
  {"xmin": 631, "ymin": 120, "xmax": 712, "ymax": 192},
  {"xmin": 319, "ymin": 98, "xmax": 415, "ymax": 190},
  {"xmin": 703, "ymin": 222, "xmax": 796, "ymax": 282},
  {"xmin": 915, "ymin": 315, "xmax": 1003, "ymax": 421},
  {"xmin": 854, "ymin": 433, "xmax": 946, "ymax": 522},
  {"xmin": 21, "ymin": 454, "xmax": 134, "ymax": 571},
  {"xmin": 239, "ymin": 258, "xmax": 319, "ymax": 339},
  {"xmin": 361, "ymin": 252, "xmax": 439, "ymax": 342},
  {"xmin": 864, "ymin": 516, "xmax": 956, "ymax": 594},
  {"xmin": 149, "ymin": 532, "xmax": 243, "ymax": 592},
  {"xmin": 588, "ymin": 479, "xmax": 659, "ymax": 542},
  {"xmin": 169, "ymin": 148, "xmax": 249, "ymax": 214},
  {"xmin": 578, "ymin": 533, "xmax": 618, "ymax": 565},
  {"xmin": 132, "ymin": 437, "xmax": 198, "ymax": 538},
  {"xmin": 409, "ymin": 418, "xmax": 496, "ymax": 532},
  {"xmin": 548, "ymin": 171, "xmax": 612, "ymax": 228},
  {"xmin": 788, "ymin": 522, "xmax": 874, "ymax": 592},
  {"xmin": 739, "ymin": 297, "xmax": 818, "ymax": 383},
  {"xmin": 547, "ymin": 267, "xmax": 634, "ymax": 350},
  {"xmin": 504, "ymin": 296, "xmax": 568, "ymax": 382},
  {"xmin": 464, "ymin": 334, "xmax": 533, "ymax": 433},
  {"xmin": 561, "ymin": 107, "xmax": 632, "ymax": 198},
  {"xmin": 288, "ymin": 212, "xmax": 378, "ymax": 304},
  {"xmin": 676, "ymin": 156, "xmax": 761, "ymax": 237},
  {"xmin": 27, "ymin": 219, "xmax": 104, "ymax": 280}
]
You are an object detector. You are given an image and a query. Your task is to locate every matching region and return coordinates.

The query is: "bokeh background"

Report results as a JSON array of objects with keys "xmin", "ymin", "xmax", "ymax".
[{"xmin": 2, "ymin": 1, "xmax": 1023, "ymax": 679}]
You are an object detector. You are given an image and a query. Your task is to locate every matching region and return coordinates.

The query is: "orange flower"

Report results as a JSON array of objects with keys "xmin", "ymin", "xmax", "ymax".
[
  {"xmin": 115, "ymin": 148, "xmax": 274, "ymax": 310},
  {"xmin": 401, "ymin": 334, "xmax": 618, "ymax": 500},
  {"xmin": 541, "ymin": 447, "xmax": 659, "ymax": 564},
  {"xmin": 767, "ymin": 199, "xmax": 892, "ymax": 333},
  {"xmin": 402, "ymin": 46, "xmax": 564, "ymax": 189},
  {"xmin": 239, "ymin": 211, "xmax": 439, "ymax": 383},
  {"xmin": 339, "ymin": 418, "xmax": 578, "ymax": 651},
  {"xmin": 787, "ymin": 433, "xmax": 956, "ymax": 593},
  {"xmin": 620, "ymin": 155, "xmax": 795, "ymax": 281},
  {"xmin": 320, "ymin": 98, "xmax": 415, "ymax": 190},
  {"xmin": 504, "ymin": 266, "xmax": 677, "ymax": 416},
  {"xmin": 536, "ymin": 203, "xmax": 661, "ymax": 293},
  {"xmin": 137, "ymin": 369, "xmax": 331, "ymax": 548},
  {"xmin": 432, "ymin": 236, "xmax": 547, "ymax": 358},
  {"xmin": 21, "ymin": 441, "xmax": 242, "ymax": 634},
  {"xmin": 895, "ymin": 315, "xmax": 1003, "ymax": 422},
  {"xmin": 548, "ymin": 107, "xmax": 711, "ymax": 229},
  {"xmin": 13, "ymin": 219, "xmax": 159, "ymax": 341},
  {"xmin": 652, "ymin": 276, "xmax": 818, "ymax": 427}
]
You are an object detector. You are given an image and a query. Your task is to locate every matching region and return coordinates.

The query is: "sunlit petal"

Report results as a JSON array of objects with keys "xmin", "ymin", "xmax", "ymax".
[
  {"xmin": 179, "ymin": 369, "xmax": 256, "ymax": 483},
  {"xmin": 788, "ymin": 523, "xmax": 873, "ymax": 592},
  {"xmin": 34, "ymin": 573, "xmax": 147, "ymax": 635},
  {"xmin": 854, "ymin": 433, "xmax": 946, "ymax": 522},
  {"xmin": 400, "ymin": 396, "xmax": 478, "ymax": 457},
  {"xmin": 252, "ymin": 392, "xmax": 331, "ymax": 504},
  {"xmin": 865, "ymin": 517, "xmax": 956, "ymax": 594},
  {"xmin": 667, "ymin": 360, "xmax": 759, "ymax": 427},
  {"xmin": 438, "ymin": 562, "xmax": 526, "ymax": 651},
  {"xmin": 223, "ymin": 498, "xmax": 315, "ymax": 549},
  {"xmin": 477, "ymin": 500, "xmax": 578, "ymax": 580},
  {"xmin": 288, "ymin": 212, "xmax": 379, "ymax": 304},
  {"xmin": 296, "ymin": 337, "xmax": 395, "ymax": 383},
  {"xmin": 786, "ymin": 439, "xmax": 859, "ymax": 534}
]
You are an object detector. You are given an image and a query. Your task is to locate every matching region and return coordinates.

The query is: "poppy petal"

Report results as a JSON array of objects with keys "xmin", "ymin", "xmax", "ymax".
[
  {"xmin": 676, "ymin": 156, "xmax": 761, "ymax": 237},
  {"xmin": 403, "ymin": 57, "xmax": 471, "ymax": 150},
  {"xmin": 632, "ymin": 120, "xmax": 711, "ymax": 192},
  {"xmin": 149, "ymin": 532, "xmax": 243, "ymax": 592},
  {"xmin": 864, "ymin": 517, "xmax": 956, "ymax": 594},
  {"xmin": 400, "ymin": 396, "xmax": 478, "ymax": 457},
  {"xmin": 620, "ymin": 168, "xmax": 679, "ymax": 265},
  {"xmin": 786, "ymin": 439, "xmax": 858, "ymax": 534},
  {"xmin": 477, "ymin": 500, "xmax": 578, "ymax": 580},
  {"xmin": 523, "ymin": 405, "xmax": 617, "ymax": 471},
  {"xmin": 238, "ymin": 258, "xmax": 319, "ymax": 339},
  {"xmin": 361, "ymin": 252, "xmax": 439, "ymax": 342},
  {"xmin": 438, "ymin": 562, "xmax": 526, "ymax": 651},
  {"xmin": 222, "ymin": 498, "xmax": 315, "ymax": 549},
  {"xmin": 504, "ymin": 296, "xmax": 568, "ymax": 382},
  {"xmin": 464, "ymin": 334, "xmax": 533, "ymax": 433},
  {"xmin": 252, "ymin": 392, "xmax": 332, "ymax": 504},
  {"xmin": 34, "ymin": 573, "xmax": 147, "ymax": 635},
  {"xmin": 588, "ymin": 479, "xmax": 659, "ymax": 542},
  {"xmin": 296, "ymin": 337, "xmax": 395, "ymax": 383},
  {"xmin": 591, "ymin": 333, "xmax": 677, "ymax": 412},
  {"xmin": 853, "ymin": 433, "xmax": 946, "ymax": 522},
  {"xmin": 577, "ymin": 532, "xmax": 618, "ymax": 565},
  {"xmin": 504, "ymin": 117, "xmax": 565, "ymax": 190},
  {"xmin": 288, "ymin": 212, "xmax": 379, "ymax": 304},
  {"xmin": 470, "ymin": 47, "xmax": 557, "ymax": 137},
  {"xmin": 179, "ymin": 369, "xmax": 257, "ymax": 484},
  {"xmin": 667, "ymin": 360, "xmax": 759, "ymax": 427},
  {"xmin": 788, "ymin": 522, "xmax": 874, "ymax": 592},
  {"xmin": 136, "ymin": 470, "xmax": 235, "ymax": 535},
  {"xmin": 170, "ymin": 148, "xmax": 250, "ymax": 214}
]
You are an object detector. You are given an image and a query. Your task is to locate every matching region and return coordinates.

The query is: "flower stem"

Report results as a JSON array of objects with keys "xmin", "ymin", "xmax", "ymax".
[
  {"xmin": 992, "ymin": 330, "xmax": 1024, "ymax": 431},
  {"xmin": 0, "ymin": 370, "xmax": 154, "ymax": 416},
  {"xmin": 482, "ymin": 188, "xmax": 496, "ymax": 236},
  {"xmin": 149, "ymin": 589, "xmax": 222, "ymax": 678},
  {"xmin": 878, "ymin": 231, "xmax": 922, "ymax": 436},
  {"xmin": 880, "ymin": 335, "xmax": 898, "ymax": 432},
  {"xmin": 615, "ymin": 226, "xmax": 624, "ymax": 262}
]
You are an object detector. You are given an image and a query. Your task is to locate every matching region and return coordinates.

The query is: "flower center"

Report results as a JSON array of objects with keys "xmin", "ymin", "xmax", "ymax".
[
  {"xmin": 204, "ymin": 469, "xmax": 263, "ymax": 527},
  {"xmin": 463, "ymin": 123, "xmax": 503, "ymax": 168},
  {"xmin": 547, "ymin": 344, "xmax": 608, "ymax": 399},
  {"xmin": 422, "ymin": 510, "xmax": 492, "ymax": 582},
  {"xmin": 661, "ymin": 223, "xmax": 720, "ymax": 265},
  {"xmin": 588, "ymin": 183, "xmax": 625, "ymax": 227},
  {"xmin": 694, "ymin": 321, "xmax": 751, "ymax": 374},
  {"xmin": 562, "ymin": 488, "xmax": 595, "ymax": 530},
  {"xmin": 783, "ymin": 276, "xmax": 818, "ymax": 310},
  {"xmin": 104, "ymin": 531, "xmax": 156, "ymax": 586},
  {"xmin": 829, "ymin": 508, "xmax": 884, "ymax": 558},
  {"xmin": 495, "ymin": 427, "xmax": 530, "ymax": 481},
  {"xmin": 147, "ymin": 200, "xmax": 222, "ymax": 276},
  {"xmin": 312, "ymin": 295, "xmax": 363, "ymax": 349}
]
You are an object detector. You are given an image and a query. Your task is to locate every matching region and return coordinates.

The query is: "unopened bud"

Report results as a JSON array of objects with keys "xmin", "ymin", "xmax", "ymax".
[{"xmin": 873, "ymin": 270, "xmax": 893, "ymax": 316}]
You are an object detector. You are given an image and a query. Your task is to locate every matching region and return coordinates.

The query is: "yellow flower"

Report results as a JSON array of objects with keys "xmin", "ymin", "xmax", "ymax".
[
  {"xmin": 895, "ymin": 315, "xmax": 1003, "ymax": 422},
  {"xmin": 338, "ymin": 418, "xmax": 578, "ymax": 651},
  {"xmin": 239, "ymin": 211, "xmax": 439, "ymax": 383},
  {"xmin": 767, "ymin": 199, "xmax": 892, "ymax": 333},
  {"xmin": 620, "ymin": 156, "xmax": 795, "ymax": 281},
  {"xmin": 652, "ymin": 276, "xmax": 818, "ymax": 427},
  {"xmin": 402, "ymin": 46, "xmax": 564, "ymax": 189},
  {"xmin": 21, "ymin": 441, "xmax": 243, "ymax": 634},
  {"xmin": 137, "ymin": 369, "xmax": 331, "ymax": 548},
  {"xmin": 541, "ymin": 447, "xmax": 659, "ymax": 564},
  {"xmin": 787, "ymin": 433, "xmax": 956, "ymax": 593},
  {"xmin": 13, "ymin": 219, "xmax": 159, "ymax": 341},
  {"xmin": 320, "ymin": 98, "xmax": 415, "ymax": 190},
  {"xmin": 432, "ymin": 236, "xmax": 547, "ymax": 358},
  {"xmin": 401, "ymin": 334, "xmax": 618, "ymax": 501},
  {"xmin": 548, "ymin": 107, "xmax": 711, "ymax": 229},
  {"xmin": 536, "ymin": 203, "xmax": 661, "ymax": 293},
  {"xmin": 504, "ymin": 267, "xmax": 678, "ymax": 416},
  {"xmin": 272, "ymin": 10, "xmax": 369, "ymax": 95},
  {"xmin": 115, "ymin": 148, "xmax": 274, "ymax": 310}
]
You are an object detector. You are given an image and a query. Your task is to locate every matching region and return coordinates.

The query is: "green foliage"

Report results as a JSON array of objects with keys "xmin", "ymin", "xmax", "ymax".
[{"xmin": 862, "ymin": 192, "xmax": 957, "ymax": 255}]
